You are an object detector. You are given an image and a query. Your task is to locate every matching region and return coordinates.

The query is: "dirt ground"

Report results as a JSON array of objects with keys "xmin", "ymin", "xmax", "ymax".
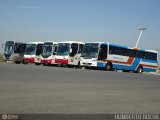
[
  {"xmin": 0, "ymin": 53, "xmax": 3, "ymax": 62},
  {"xmin": 157, "ymin": 65, "xmax": 160, "ymax": 74}
]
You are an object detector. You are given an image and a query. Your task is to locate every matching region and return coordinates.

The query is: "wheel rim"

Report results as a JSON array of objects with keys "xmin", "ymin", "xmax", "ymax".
[
  {"xmin": 138, "ymin": 67, "xmax": 143, "ymax": 73},
  {"xmin": 106, "ymin": 64, "xmax": 111, "ymax": 70}
]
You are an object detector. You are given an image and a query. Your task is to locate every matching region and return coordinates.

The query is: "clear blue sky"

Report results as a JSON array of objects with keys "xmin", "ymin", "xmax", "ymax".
[{"xmin": 0, "ymin": 0, "xmax": 160, "ymax": 52}]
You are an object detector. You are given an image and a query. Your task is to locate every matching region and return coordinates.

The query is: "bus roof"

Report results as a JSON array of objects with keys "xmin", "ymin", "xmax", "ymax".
[
  {"xmin": 58, "ymin": 41, "xmax": 84, "ymax": 44},
  {"xmin": 145, "ymin": 49, "xmax": 158, "ymax": 53},
  {"xmin": 84, "ymin": 42, "xmax": 129, "ymax": 49},
  {"xmin": 84, "ymin": 42, "xmax": 158, "ymax": 54},
  {"xmin": 44, "ymin": 41, "xmax": 58, "ymax": 44},
  {"xmin": 27, "ymin": 41, "xmax": 44, "ymax": 44},
  {"xmin": 6, "ymin": 41, "xmax": 26, "ymax": 44}
]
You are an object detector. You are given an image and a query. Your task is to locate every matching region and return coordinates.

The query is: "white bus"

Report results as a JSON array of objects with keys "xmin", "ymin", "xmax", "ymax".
[
  {"xmin": 40, "ymin": 41, "xmax": 58, "ymax": 65},
  {"xmin": 3, "ymin": 41, "xmax": 26, "ymax": 64},
  {"xmin": 55, "ymin": 41, "xmax": 84, "ymax": 67},
  {"xmin": 80, "ymin": 42, "xmax": 158, "ymax": 73},
  {"xmin": 23, "ymin": 42, "xmax": 44, "ymax": 65}
]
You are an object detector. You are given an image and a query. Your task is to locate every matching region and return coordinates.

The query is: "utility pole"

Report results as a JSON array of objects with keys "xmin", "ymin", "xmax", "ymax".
[{"xmin": 135, "ymin": 27, "xmax": 146, "ymax": 48}]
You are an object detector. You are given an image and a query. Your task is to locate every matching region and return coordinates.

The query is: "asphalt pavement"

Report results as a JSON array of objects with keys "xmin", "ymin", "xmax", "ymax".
[{"xmin": 0, "ymin": 63, "xmax": 160, "ymax": 114}]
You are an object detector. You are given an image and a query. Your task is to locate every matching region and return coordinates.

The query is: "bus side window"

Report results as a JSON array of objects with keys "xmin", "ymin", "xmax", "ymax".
[
  {"xmin": 126, "ymin": 49, "xmax": 136, "ymax": 57},
  {"xmin": 78, "ymin": 44, "xmax": 84, "ymax": 53},
  {"xmin": 118, "ymin": 48, "xmax": 126, "ymax": 56},
  {"xmin": 70, "ymin": 43, "xmax": 78, "ymax": 56},
  {"xmin": 136, "ymin": 51, "xmax": 145, "ymax": 58},
  {"xmin": 145, "ymin": 52, "xmax": 157, "ymax": 60},
  {"xmin": 14, "ymin": 43, "xmax": 21, "ymax": 53},
  {"xmin": 98, "ymin": 44, "xmax": 107, "ymax": 60},
  {"xmin": 36, "ymin": 44, "xmax": 43, "ymax": 55},
  {"xmin": 53, "ymin": 45, "xmax": 57, "ymax": 55},
  {"xmin": 109, "ymin": 46, "xmax": 114, "ymax": 54},
  {"xmin": 20, "ymin": 44, "xmax": 26, "ymax": 53}
]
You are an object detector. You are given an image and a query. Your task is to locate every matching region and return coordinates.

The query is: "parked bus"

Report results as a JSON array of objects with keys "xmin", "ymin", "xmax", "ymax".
[
  {"xmin": 55, "ymin": 41, "xmax": 84, "ymax": 67},
  {"xmin": 80, "ymin": 42, "xmax": 158, "ymax": 73},
  {"xmin": 3, "ymin": 41, "xmax": 26, "ymax": 64},
  {"xmin": 23, "ymin": 42, "xmax": 44, "ymax": 64},
  {"xmin": 40, "ymin": 41, "xmax": 58, "ymax": 65}
]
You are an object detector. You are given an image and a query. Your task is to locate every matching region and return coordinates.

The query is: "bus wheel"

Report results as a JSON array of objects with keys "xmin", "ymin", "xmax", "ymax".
[
  {"xmin": 35, "ymin": 63, "xmax": 41, "ymax": 65},
  {"xmin": 123, "ymin": 70, "xmax": 130, "ymax": 72},
  {"xmin": 22, "ymin": 61, "xmax": 28, "ymax": 64},
  {"xmin": 106, "ymin": 63, "xmax": 112, "ymax": 71},
  {"xmin": 136, "ymin": 66, "xmax": 143, "ymax": 74},
  {"xmin": 15, "ymin": 61, "xmax": 21, "ymax": 64},
  {"xmin": 76, "ymin": 61, "xmax": 82, "ymax": 69}
]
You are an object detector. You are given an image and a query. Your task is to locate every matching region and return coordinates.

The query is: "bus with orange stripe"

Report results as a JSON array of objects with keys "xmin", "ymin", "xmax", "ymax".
[{"xmin": 80, "ymin": 42, "xmax": 158, "ymax": 73}]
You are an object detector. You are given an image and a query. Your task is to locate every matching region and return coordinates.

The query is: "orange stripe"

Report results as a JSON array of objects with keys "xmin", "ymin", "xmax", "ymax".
[{"xmin": 102, "ymin": 57, "xmax": 135, "ymax": 65}]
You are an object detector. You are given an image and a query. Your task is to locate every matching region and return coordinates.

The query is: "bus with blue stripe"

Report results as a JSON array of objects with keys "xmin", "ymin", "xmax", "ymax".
[{"xmin": 80, "ymin": 42, "xmax": 158, "ymax": 73}]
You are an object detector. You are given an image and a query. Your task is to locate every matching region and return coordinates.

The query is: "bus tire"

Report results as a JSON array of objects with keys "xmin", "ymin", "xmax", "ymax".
[
  {"xmin": 76, "ymin": 61, "xmax": 82, "ymax": 69},
  {"xmin": 136, "ymin": 66, "xmax": 143, "ymax": 74},
  {"xmin": 123, "ymin": 70, "xmax": 130, "ymax": 72},
  {"xmin": 15, "ymin": 61, "xmax": 21, "ymax": 64},
  {"xmin": 106, "ymin": 63, "xmax": 112, "ymax": 71},
  {"xmin": 35, "ymin": 63, "xmax": 41, "ymax": 65},
  {"xmin": 22, "ymin": 61, "xmax": 28, "ymax": 64}
]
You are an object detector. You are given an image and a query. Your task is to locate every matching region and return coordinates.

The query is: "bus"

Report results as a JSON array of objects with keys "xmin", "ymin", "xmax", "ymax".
[
  {"xmin": 80, "ymin": 42, "xmax": 158, "ymax": 73},
  {"xmin": 40, "ymin": 41, "xmax": 58, "ymax": 65},
  {"xmin": 23, "ymin": 42, "xmax": 44, "ymax": 65},
  {"xmin": 3, "ymin": 41, "xmax": 26, "ymax": 64},
  {"xmin": 55, "ymin": 41, "xmax": 84, "ymax": 67}
]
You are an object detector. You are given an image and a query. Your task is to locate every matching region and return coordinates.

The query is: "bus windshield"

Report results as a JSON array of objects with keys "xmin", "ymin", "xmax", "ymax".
[
  {"xmin": 56, "ymin": 43, "xmax": 70, "ymax": 55},
  {"xmin": 5, "ymin": 44, "xmax": 14, "ymax": 53},
  {"xmin": 42, "ymin": 45, "xmax": 52, "ymax": 56},
  {"xmin": 81, "ymin": 43, "xmax": 99, "ymax": 58},
  {"xmin": 25, "ymin": 44, "xmax": 36, "ymax": 55}
]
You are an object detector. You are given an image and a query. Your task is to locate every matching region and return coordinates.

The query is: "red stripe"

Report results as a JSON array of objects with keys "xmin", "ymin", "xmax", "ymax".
[
  {"xmin": 23, "ymin": 57, "xmax": 35, "ymax": 63},
  {"xmin": 41, "ymin": 59, "xmax": 52, "ymax": 64},
  {"xmin": 140, "ymin": 64, "xmax": 157, "ymax": 68},
  {"xmin": 55, "ymin": 59, "xmax": 68, "ymax": 64}
]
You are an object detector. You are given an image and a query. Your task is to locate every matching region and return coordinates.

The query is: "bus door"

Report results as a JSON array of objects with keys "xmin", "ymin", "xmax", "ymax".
[
  {"xmin": 69, "ymin": 43, "xmax": 79, "ymax": 65},
  {"xmin": 52, "ymin": 44, "xmax": 58, "ymax": 64},
  {"xmin": 35, "ymin": 44, "xmax": 43, "ymax": 64},
  {"xmin": 98, "ymin": 44, "xmax": 108, "ymax": 60}
]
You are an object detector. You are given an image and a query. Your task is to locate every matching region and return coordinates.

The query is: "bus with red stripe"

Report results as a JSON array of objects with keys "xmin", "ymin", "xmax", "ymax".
[
  {"xmin": 23, "ymin": 42, "xmax": 44, "ymax": 64},
  {"xmin": 80, "ymin": 42, "xmax": 158, "ymax": 73},
  {"xmin": 55, "ymin": 41, "xmax": 84, "ymax": 67},
  {"xmin": 40, "ymin": 41, "xmax": 58, "ymax": 65}
]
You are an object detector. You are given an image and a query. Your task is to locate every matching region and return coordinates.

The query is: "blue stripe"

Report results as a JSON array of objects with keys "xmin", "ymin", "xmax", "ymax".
[
  {"xmin": 97, "ymin": 58, "xmax": 157, "ymax": 72},
  {"xmin": 97, "ymin": 58, "xmax": 141, "ymax": 71},
  {"xmin": 97, "ymin": 62, "xmax": 106, "ymax": 68},
  {"xmin": 112, "ymin": 58, "xmax": 141, "ymax": 71},
  {"xmin": 141, "ymin": 59, "xmax": 158, "ymax": 63},
  {"xmin": 143, "ymin": 68, "xmax": 157, "ymax": 72}
]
